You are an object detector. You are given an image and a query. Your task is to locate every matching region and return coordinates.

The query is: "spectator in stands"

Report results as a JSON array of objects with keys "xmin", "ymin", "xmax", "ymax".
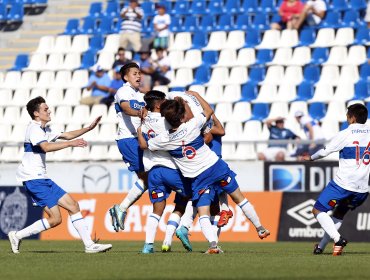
[
  {"xmin": 151, "ymin": 48, "xmax": 171, "ymax": 86},
  {"xmin": 294, "ymin": 111, "xmax": 325, "ymax": 159},
  {"xmin": 135, "ymin": 49, "xmax": 154, "ymax": 93},
  {"xmin": 119, "ymin": 0, "xmax": 144, "ymax": 52},
  {"xmin": 100, "ymin": 66, "xmax": 124, "ymax": 107},
  {"xmin": 271, "ymin": 0, "xmax": 304, "ymax": 30},
  {"xmin": 80, "ymin": 66, "xmax": 112, "ymax": 106},
  {"xmin": 294, "ymin": 0, "xmax": 327, "ymax": 30},
  {"xmin": 366, "ymin": 2, "xmax": 370, "ymax": 28},
  {"xmin": 153, "ymin": 4, "xmax": 171, "ymax": 49},
  {"xmin": 258, "ymin": 117, "xmax": 299, "ymax": 161},
  {"xmin": 112, "ymin": 47, "xmax": 131, "ymax": 69}
]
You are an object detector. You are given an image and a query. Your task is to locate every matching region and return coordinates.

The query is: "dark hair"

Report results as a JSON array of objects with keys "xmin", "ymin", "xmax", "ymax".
[
  {"xmin": 160, "ymin": 100, "xmax": 185, "ymax": 128},
  {"xmin": 144, "ymin": 90, "xmax": 166, "ymax": 111},
  {"xmin": 120, "ymin": 62, "xmax": 140, "ymax": 82},
  {"xmin": 26, "ymin": 96, "xmax": 46, "ymax": 120},
  {"xmin": 347, "ymin": 103, "xmax": 368, "ymax": 124},
  {"xmin": 117, "ymin": 47, "xmax": 125, "ymax": 53}
]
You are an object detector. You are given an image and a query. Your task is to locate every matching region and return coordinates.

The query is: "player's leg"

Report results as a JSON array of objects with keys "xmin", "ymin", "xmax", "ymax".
[
  {"xmin": 210, "ymin": 200, "xmax": 221, "ymax": 240},
  {"xmin": 217, "ymin": 191, "xmax": 233, "ymax": 228},
  {"xmin": 175, "ymin": 201, "xmax": 196, "ymax": 252}
]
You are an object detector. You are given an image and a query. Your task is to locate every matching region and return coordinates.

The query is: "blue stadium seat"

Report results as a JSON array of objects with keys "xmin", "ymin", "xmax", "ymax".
[
  {"xmin": 88, "ymin": 2, "xmax": 102, "ymax": 18},
  {"xmin": 249, "ymin": 66, "xmax": 266, "ymax": 84},
  {"xmin": 171, "ymin": 0, "xmax": 190, "ymax": 16},
  {"xmin": 340, "ymin": 121, "xmax": 349, "ymax": 130},
  {"xmin": 258, "ymin": 0, "xmax": 277, "ymax": 13},
  {"xmin": 223, "ymin": 0, "xmax": 240, "ymax": 14},
  {"xmin": 250, "ymin": 103, "xmax": 270, "ymax": 121},
  {"xmin": 236, "ymin": 14, "xmax": 252, "ymax": 30},
  {"xmin": 244, "ymin": 29, "xmax": 261, "ymax": 48},
  {"xmin": 216, "ymin": 14, "xmax": 233, "ymax": 31},
  {"xmin": 142, "ymin": 19, "xmax": 153, "ymax": 37},
  {"xmin": 240, "ymin": 82, "xmax": 258, "ymax": 101},
  {"xmin": 341, "ymin": 10, "xmax": 364, "ymax": 28},
  {"xmin": 79, "ymin": 50, "xmax": 96, "ymax": 69},
  {"xmin": 353, "ymin": 80, "xmax": 369, "ymax": 100},
  {"xmin": 141, "ymin": 2, "xmax": 155, "ymax": 17},
  {"xmin": 0, "ymin": 3, "xmax": 6, "ymax": 23},
  {"xmin": 104, "ymin": 1, "xmax": 119, "ymax": 18},
  {"xmin": 320, "ymin": 11, "xmax": 341, "ymax": 28},
  {"xmin": 366, "ymin": 103, "xmax": 370, "ymax": 116},
  {"xmin": 208, "ymin": 0, "xmax": 224, "ymax": 15},
  {"xmin": 309, "ymin": 102, "xmax": 327, "ymax": 120},
  {"xmin": 368, "ymin": 48, "xmax": 370, "ymax": 59},
  {"xmin": 9, "ymin": 53, "xmax": 28, "ymax": 71},
  {"xmin": 170, "ymin": 87, "xmax": 186, "ymax": 92},
  {"xmin": 158, "ymin": 1, "xmax": 172, "ymax": 13},
  {"xmin": 169, "ymin": 17, "xmax": 181, "ymax": 33},
  {"xmin": 360, "ymin": 63, "xmax": 369, "ymax": 81},
  {"xmin": 251, "ymin": 13, "xmax": 270, "ymax": 30},
  {"xmin": 349, "ymin": 0, "xmax": 367, "ymax": 10},
  {"xmin": 329, "ymin": 0, "xmax": 349, "ymax": 11},
  {"xmin": 200, "ymin": 15, "xmax": 216, "ymax": 32},
  {"xmin": 191, "ymin": 31, "xmax": 208, "ymax": 49},
  {"xmin": 6, "ymin": 3, "xmax": 23, "ymax": 22},
  {"xmin": 191, "ymin": 65, "xmax": 211, "ymax": 85},
  {"xmin": 303, "ymin": 65, "xmax": 320, "ymax": 84},
  {"xmin": 241, "ymin": 0, "xmax": 258, "ymax": 14},
  {"xmin": 255, "ymin": 49, "xmax": 273, "ymax": 64},
  {"xmin": 270, "ymin": 14, "xmax": 282, "ymax": 25},
  {"xmin": 310, "ymin": 47, "xmax": 329, "ymax": 64},
  {"xmin": 113, "ymin": 18, "xmax": 122, "ymax": 33},
  {"xmin": 295, "ymin": 83, "xmax": 314, "ymax": 101},
  {"xmin": 189, "ymin": 0, "xmax": 208, "ymax": 15},
  {"xmin": 181, "ymin": 16, "xmax": 198, "ymax": 32},
  {"xmin": 298, "ymin": 28, "xmax": 316, "ymax": 46},
  {"xmin": 97, "ymin": 16, "xmax": 114, "ymax": 35},
  {"xmin": 62, "ymin": 18, "xmax": 79, "ymax": 35},
  {"xmin": 80, "ymin": 17, "xmax": 96, "ymax": 35},
  {"xmin": 202, "ymin": 50, "xmax": 219, "ymax": 66},
  {"xmin": 353, "ymin": 27, "xmax": 370, "ymax": 45},
  {"xmin": 89, "ymin": 34, "xmax": 104, "ymax": 52}
]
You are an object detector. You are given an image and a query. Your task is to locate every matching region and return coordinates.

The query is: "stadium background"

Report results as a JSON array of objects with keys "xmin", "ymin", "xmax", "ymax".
[{"xmin": 0, "ymin": 0, "xmax": 369, "ymax": 245}]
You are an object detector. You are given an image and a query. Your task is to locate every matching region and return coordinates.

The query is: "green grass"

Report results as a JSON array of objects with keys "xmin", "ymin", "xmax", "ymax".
[{"xmin": 1, "ymin": 241, "xmax": 370, "ymax": 280}]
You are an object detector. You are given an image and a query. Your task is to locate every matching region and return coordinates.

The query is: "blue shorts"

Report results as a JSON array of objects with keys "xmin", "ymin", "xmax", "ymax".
[
  {"xmin": 23, "ymin": 179, "xmax": 66, "ymax": 209},
  {"xmin": 116, "ymin": 138, "xmax": 144, "ymax": 173},
  {"xmin": 148, "ymin": 166, "xmax": 192, "ymax": 205},
  {"xmin": 191, "ymin": 159, "xmax": 239, "ymax": 203},
  {"xmin": 193, "ymin": 188, "xmax": 216, "ymax": 208},
  {"xmin": 314, "ymin": 180, "xmax": 369, "ymax": 212}
]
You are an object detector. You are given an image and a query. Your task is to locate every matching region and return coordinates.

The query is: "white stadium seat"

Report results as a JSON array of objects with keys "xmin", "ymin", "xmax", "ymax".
[
  {"xmin": 214, "ymin": 102, "xmax": 233, "ymax": 123},
  {"xmin": 1, "ymin": 71, "xmax": 21, "ymax": 89},
  {"xmin": 254, "ymin": 84, "xmax": 278, "ymax": 103},
  {"xmin": 277, "ymin": 29, "xmax": 298, "ymax": 48},
  {"xmin": 277, "ymin": 84, "xmax": 297, "ymax": 102},
  {"xmin": 323, "ymin": 46, "xmax": 347, "ymax": 66},
  {"xmin": 204, "ymin": 85, "xmax": 223, "ymax": 104},
  {"xmin": 333, "ymin": 82, "xmax": 354, "ymax": 101},
  {"xmin": 12, "ymin": 89, "xmax": 30, "ymax": 106},
  {"xmin": 96, "ymin": 52, "xmax": 115, "ymax": 71},
  {"xmin": 0, "ymin": 124, "xmax": 11, "ymax": 142},
  {"xmin": 287, "ymin": 47, "xmax": 311, "ymax": 66},
  {"xmin": 260, "ymin": 65, "xmax": 284, "ymax": 85},
  {"xmin": 332, "ymin": 28, "xmax": 354, "ymax": 46},
  {"xmin": 26, "ymin": 54, "xmax": 47, "ymax": 71},
  {"xmin": 268, "ymin": 48, "xmax": 292, "ymax": 66},
  {"xmin": 62, "ymin": 53, "xmax": 81, "ymax": 70},
  {"xmin": 2, "ymin": 107, "xmax": 20, "ymax": 124},
  {"xmin": 230, "ymin": 101, "xmax": 251, "ymax": 122},
  {"xmin": 100, "ymin": 34, "xmax": 119, "ymax": 53},
  {"xmin": 236, "ymin": 48, "xmax": 256, "ymax": 66},
  {"xmin": 310, "ymin": 84, "xmax": 334, "ymax": 103},
  {"xmin": 214, "ymin": 49, "xmax": 237, "ymax": 68},
  {"xmin": 46, "ymin": 88, "xmax": 64, "ymax": 107},
  {"xmin": 168, "ymin": 51, "xmax": 184, "ymax": 69},
  {"xmin": 256, "ymin": 30, "xmax": 280, "ymax": 49},
  {"xmin": 203, "ymin": 31, "xmax": 227, "ymax": 51},
  {"xmin": 169, "ymin": 32, "xmax": 192, "ymax": 51},
  {"xmin": 343, "ymin": 45, "xmax": 367, "ymax": 66},
  {"xmin": 317, "ymin": 65, "xmax": 340, "ymax": 86},
  {"xmin": 339, "ymin": 65, "xmax": 359, "ymax": 84},
  {"xmin": 225, "ymin": 66, "xmax": 248, "ymax": 84},
  {"xmin": 53, "ymin": 70, "xmax": 72, "ymax": 89},
  {"xmin": 310, "ymin": 28, "xmax": 335, "ymax": 48},
  {"xmin": 71, "ymin": 70, "xmax": 89, "ymax": 88},
  {"xmin": 35, "ymin": 36, "xmax": 55, "ymax": 54},
  {"xmin": 224, "ymin": 30, "xmax": 245, "ymax": 50},
  {"xmin": 268, "ymin": 102, "xmax": 289, "ymax": 119},
  {"xmin": 168, "ymin": 68, "xmax": 193, "ymax": 87},
  {"xmin": 18, "ymin": 71, "xmax": 37, "ymax": 89},
  {"xmin": 70, "ymin": 34, "xmax": 89, "ymax": 53},
  {"xmin": 220, "ymin": 84, "xmax": 241, "ymax": 102},
  {"xmin": 324, "ymin": 101, "xmax": 347, "ymax": 122},
  {"xmin": 182, "ymin": 49, "xmax": 202, "ymax": 68},
  {"xmin": 44, "ymin": 53, "xmax": 64, "ymax": 71},
  {"xmin": 0, "ymin": 147, "xmax": 22, "ymax": 162},
  {"xmin": 51, "ymin": 35, "xmax": 72, "ymax": 54},
  {"xmin": 36, "ymin": 71, "xmax": 55, "ymax": 89},
  {"xmin": 207, "ymin": 67, "xmax": 229, "ymax": 86}
]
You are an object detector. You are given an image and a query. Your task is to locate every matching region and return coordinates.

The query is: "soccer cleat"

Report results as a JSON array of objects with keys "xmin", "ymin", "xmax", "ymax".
[
  {"xmin": 217, "ymin": 210, "xmax": 233, "ymax": 228},
  {"xmin": 142, "ymin": 243, "xmax": 154, "ymax": 254},
  {"xmin": 204, "ymin": 246, "xmax": 224, "ymax": 254},
  {"xmin": 161, "ymin": 244, "xmax": 171, "ymax": 252},
  {"xmin": 85, "ymin": 243, "xmax": 112, "ymax": 253},
  {"xmin": 313, "ymin": 244, "xmax": 323, "ymax": 255},
  {"xmin": 333, "ymin": 237, "xmax": 348, "ymax": 256},
  {"xmin": 175, "ymin": 226, "xmax": 192, "ymax": 252},
  {"xmin": 8, "ymin": 231, "xmax": 21, "ymax": 254},
  {"xmin": 109, "ymin": 207, "xmax": 119, "ymax": 232},
  {"xmin": 257, "ymin": 228, "xmax": 271, "ymax": 239},
  {"xmin": 110, "ymin": 204, "xmax": 127, "ymax": 231}
]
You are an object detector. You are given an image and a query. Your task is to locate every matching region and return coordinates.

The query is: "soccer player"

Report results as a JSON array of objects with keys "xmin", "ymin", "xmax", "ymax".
[
  {"xmin": 8, "ymin": 96, "xmax": 112, "ymax": 254},
  {"xmin": 140, "ymin": 91, "xmax": 270, "ymax": 253},
  {"xmin": 109, "ymin": 62, "xmax": 148, "ymax": 232},
  {"xmin": 302, "ymin": 103, "xmax": 370, "ymax": 256},
  {"xmin": 137, "ymin": 90, "xmax": 192, "ymax": 254}
]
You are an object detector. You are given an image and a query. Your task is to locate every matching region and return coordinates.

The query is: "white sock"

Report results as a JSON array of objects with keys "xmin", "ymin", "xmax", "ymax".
[
  {"xmin": 218, "ymin": 192, "xmax": 229, "ymax": 211},
  {"xmin": 71, "ymin": 212, "xmax": 94, "ymax": 247},
  {"xmin": 316, "ymin": 212, "xmax": 341, "ymax": 243},
  {"xmin": 119, "ymin": 179, "xmax": 146, "ymax": 212},
  {"xmin": 163, "ymin": 213, "xmax": 181, "ymax": 246},
  {"xmin": 180, "ymin": 201, "xmax": 196, "ymax": 229},
  {"xmin": 146, "ymin": 213, "xmax": 160, "ymax": 244},
  {"xmin": 319, "ymin": 217, "xmax": 343, "ymax": 249},
  {"xmin": 199, "ymin": 215, "xmax": 217, "ymax": 243},
  {"xmin": 238, "ymin": 199, "xmax": 262, "ymax": 229},
  {"xmin": 210, "ymin": 215, "xmax": 221, "ymax": 242},
  {"xmin": 15, "ymin": 218, "xmax": 50, "ymax": 239}
]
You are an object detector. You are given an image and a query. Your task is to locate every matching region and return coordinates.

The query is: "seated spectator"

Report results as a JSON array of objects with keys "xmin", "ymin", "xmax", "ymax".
[
  {"xmin": 100, "ymin": 66, "xmax": 124, "ymax": 107},
  {"xmin": 153, "ymin": 4, "xmax": 171, "ymax": 49},
  {"xmin": 294, "ymin": 0, "xmax": 327, "ymax": 30},
  {"xmin": 151, "ymin": 48, "xmax": 171, "ymax": 86},
  {"xmin": 80, "ymin": 66, "xmax": 112, "ymax": 106},
  {"xmin": 258, "ymin": 117, "xmax": 299, "ymax": 161},
  {"xmin": 271, "ymin": 0, "xmax": 304, "ymax": 30},
  {"xmin": 135, "ymin": 49, "xmax": 155, "ymax": 92},
  {"xmin": 112, "ymin": 47, "xmax": 131, "ymax": 69}
]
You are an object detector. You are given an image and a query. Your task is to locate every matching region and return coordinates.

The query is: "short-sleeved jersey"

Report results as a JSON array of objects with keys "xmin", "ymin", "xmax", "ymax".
[
  {"xmin": 299, "ymin": 115, "xmax": 324, "ymax": 140},
  {"xmin": 114, "ymin": 82, "xmax": 145, "ymax": 139},
  {"xmin": 153, "ymin": 14, "xmax": 171, "ymax": 37},
  {"xmin": 16, "ymin": 121, "xmax": 61, "ymax": 182},
  {"xmin": 166, "ymin": 91, "xmax": 203, "ymax": 116},
  {"xmin": 148, "ymin": 114, "xmax": 219, "ymax": 178},
  {"xmin": 268, "ymin": 126, "xmax": 298, "ymax": 148},
  {"xmin": 311, "ymin": 123, "xmax": 370, "ymax": 193},
  {"xmin": 120, "ymin": 6, "xmax": 144, "ymax": 33},
  {"xmin": 141, "ymin": 111, "xmax": 177, "ymax": 171}
]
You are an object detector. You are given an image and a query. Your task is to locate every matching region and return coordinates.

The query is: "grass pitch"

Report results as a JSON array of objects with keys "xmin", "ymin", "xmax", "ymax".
[{"xmin": 1, "ymin": 241, "xmax": 370, "ymax": 280}]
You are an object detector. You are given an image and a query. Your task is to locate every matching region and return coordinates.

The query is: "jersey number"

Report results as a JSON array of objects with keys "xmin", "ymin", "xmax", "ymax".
[
  {"xmin": 354, "ymin": 141, "xmax": 370, "ymax": 166},
  {"xmin": 182, "ymin": 141, "xmax": 196, "ymax": 159}
]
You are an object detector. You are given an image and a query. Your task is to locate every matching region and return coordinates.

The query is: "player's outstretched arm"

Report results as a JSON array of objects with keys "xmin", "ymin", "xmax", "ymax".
[
  {"xmin": 186, "ymin": 91, "xmax": 213, "ymax": 121},
  {"xmin": 59, "ymin": 116, "xmax": 102, "ymax": 140},
  {"xmin": 120, "ymin": 102, "xmax": 144, "ymax": 117},
  {"xmin": 210, "ymin": 114, "xmax": 225, "ymax": 136},
  {"xmin": 137, "ymin": 126, "xmax": 148, "ymax": 150},
  {"xmin": 39, "ymin": 138, "xmax": 87, "ymax": 153}
]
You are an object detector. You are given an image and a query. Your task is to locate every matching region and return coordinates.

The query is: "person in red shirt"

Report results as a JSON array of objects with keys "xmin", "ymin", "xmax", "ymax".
[{"xmin": 271, "ymin": 0, "xmax": 304, "ymax": 30}]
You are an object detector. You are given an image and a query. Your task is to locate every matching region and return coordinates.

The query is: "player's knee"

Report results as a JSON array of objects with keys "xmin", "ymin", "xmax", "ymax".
[
  {"xmin": 49, "ymin": 216, "xmax": 62, "ymax": 227},
  {"xmin": 312, "ymin": 207, "xmax": 321, "ymax": 217},
  {"xmin": 69, "ymin": 200, "xmax": 80, "ymax": 214}
]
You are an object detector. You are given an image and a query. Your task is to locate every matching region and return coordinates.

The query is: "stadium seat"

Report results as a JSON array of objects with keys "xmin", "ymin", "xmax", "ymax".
[
  {"xmin": 236, "ymin": 48, "xmax": 256, "ymax": 66},
  {"xmin": 12, "ymin": 89, "xmax": 30, "ymax": 106},
  {"xmin": 188, "ymin": 85, "xmax": 205, "ymax": 97},
  {"xmin": 182, "ymin": 49, "xmax": 202, "ymax": 68},
  {"xmin": 79, "ymin": 50, "xmax": 96, "ymax": 69},
  {"xmin": 353, "ymin": 27, "xmax": 370, "ymax": 45},
  {"xmin": 231, "ymin": 101, "xmax": 252, "ymax": 121},
  {"xmin": 250, "ymin": 103, "xmax": 270, "ymax": 121},
  {"xmin": 333, "ymin": 82, "xmax": 355, "ymax": 101},
  {"xmin": 221, "ymin": 143, "xmax": 237, "ymax": 160},
  {"xmin": 360, "ymin": 63, "xmax": 369, "ymax": 81},
  {"xmin": 0, "ymin": 4, "xmax": 6, "ymax": 24},
  {"xmin": 80, "ymin": 16, "xmax": 97, "ymax": 35},
  {"xmin": 277, "ymin": 30, "xmax": 298, "ymax": 48},
  {"xmin": 309, "ymin": 102, "xmax": 327, "ymax": 120},
  {"xmin": 141, "ymin": 1, "xmax": 155, "ymax": 17},
  {"xmin": 310, "ymin": 47, "xmax": 329, "ymax": 64},
  {"xmin": 255, "ymin": 84, "xmax": 278, "ymax": 103},
  {"xmin": 6, "ymin": 3, "xmax": 24, "ymax": 22},
  {"xmin": 321, "ymin": 119, "xmax": 340, "ymax": 140},
  {"xmin": 25, "ymin": 53, "xmax": 46, "ymax": 71},
  {"xmin": 343, "ymin": 11, "xmax": 364, "ymax": 28},
  {"xmin": 216, "ymin": 14, "xmax": 234, "ymax": 31},
  {"xmin": 249, "ymin": 66, "xmax": 266, "ymax": 84},
  {"xmin": 215, "ymin": 49, "xmax": 237, "ymax": 67},
  {"xmin": 310, "ymin": 28, "xmax": 335, "ymax": 47},
  {"xmin": 258, "ymin": 0, "xmax": 277, "ymax": 13},
  {"xmin": 36, "ymin": 71, "xmax": 55, "ymax": 89},
  {"xmin": 189, "ymin": 0, "xmax": 208, "ymax": 15},
  {"xmin": 53, "ymin": 70, "xmax": 72, "ymax": 89},
  {"xmin": 35, "ymin": 36, "xmax": 55, "ymax": 54},
  {"xmin": 0, "ymin": 147, "xmax": 22, "ymax": 162},
  {"xmin": 97, "ymin": 16, "xmax": 114, "ymax": 35},
  {"xmin": 44, "ymin": 53, "xmax": 64, "ymax": 71},
  {"xmin": 89, "ymin": 34, "xmax": 104, "ymax": 52},
  {"xmin": 297, "ymin": 28, "xmax": 316, "ymax": 46},
  {"xmin": 223, "ymin": 0, "xmax": 240, "ymax": 14},
  {"xmin": 289, "ymin": 101, "xmax": 308, "ymax": 119},
  {"xmin": 100, "ymin": 34, "xmax": 119, "ymax": 53},
  {"xmin": 303, "ymin": 65, "xmax": 320, "ymax": 84},
  {"xmin": 169, "ymin": 17, "xmax": 181, "ymax": 33},
  {"xmin": 349, "ymin": 0, "xmax": 367, "ymax": 10},
  {"xmin": 203, "ymin": 31, "xmax": 227, "ymax": 51},
  {"xmin": 254, "ymin": 49, "xmax": 273, "ymax": 64},
  {"xmin": 332, "ymin": 28, "xmax": 354, "ymax": 46},
  {"xmin": 268, "ymin": 47, "xmax": 292, "ymax": 66},
  {"xmin": 224, "ymin": 30, "xmax": 245, "ymax": 50},
  {"xmin": 171, "ymin": 0, "xmax": 190, "ymax": 15},
  {"xmin": 241, "ymin": 0, "xmax": 258, "ymax": 14},
  {"xmin": 317, "ymin": 65, "xmax": 340, "ymax": 86},
  {"xmin": 202, "ymin": 50, "xmax": 219, "ymax": 66},
  {"xmin": 339, "ymin": 65, "xmax": 359, "ymax": 84},
  {"xmin": 320, "ymin": 11, "xmax": 341, "ymax": 28},
  {"xmin": 2, "ymin": 107, "xmax": 20, "ymax": 124},
  {"xmin": 329, "ymin": 0, "xmax": 349, "ymax": 11},
  {"xmin": 46, "ymin": 88, "xmax": 64, "ymax": 107},
  {"xmin": 52, "ymin": 35, "xmax": 72, "ymax": 54},
  {"xmin": 286, "ymin": 47, "xmax": 311, "ymax": 66},
  {"xmin": 240, "ymin": 82, "xmax": 258, "ymax": 102},
  {"xmin": 256, "ymin": 30, "xmax": 280, "ymax": 49},
  {"xmin": 243, "ymin": 120, "xmax": 263, "ymax": 141},
  {"xmin": 214, "ymin": 102, "xmax": 233, "ymax": 123},
  {"xmin": 1, "ymin": 71, "xmax": 21, "ymax": 89},
  {"xmin": 181, "ymin": 16, "xmax": 198, "ymax": 33},
  {"xmin": 295, "ymin": 82, "xmax": 314, "ymax": 101},
  {"xmin": 191, "ymin": 65, "xmax": 211, "ymax": 85},
  {"xmin": 220, "ymin": 84, "xmax": 242, "ymax": 103},
  {"xmin": 190, "ymin": 31, "xmax": 208, "ymax": 49},
  {"xmin": 276, "ymin": 84, "xmax": 297, "ymax": 101},
  {"xmin": 222, "ymin": 121, "xmax": 244, "ymax": 141},
  {"xmin": 9, "ymin": 54, "xmax": 28, "ymax": 71},
  {"xmin": 169, "ymin": 68, "xmax": 193, "ymax": 87},
  {"xmin": 96, "ymin": 52, "xmax": 115, "ymax": 70},
  {"xmin": 310, "ymin": 84, "xmax": 334, "ymax": 102},
  {"xmin": 169, "ymin": 32, "xmax": 192, "ymax": 51},
  {"xmin": 18, "ymin": 71, "xmax": 37, "ymax": 89},
  {"xmin": 251, "ymin": 13, "xmax": 270, "ymax": 30},
  {"xmin": 207, "ymin": 67, "xmax": 229, "ymax": 86},
  {"xmin": 0, "ymin": 124, "xmax": 11, "ymax": 143},
  {"xmin": 88, "ymin": 2, "xmax": 102, "ymax": 18},
  {"xmin": 62, "ymin": 19, "xmax": 79, "ymax": 35},
  {"xmin": 30, "ymin": 88, "xmax": 47, "ymax": 99},
  {"xmin": 352, "ymin": 80, "xmax": 369, "ymax": 100},
  {"xmin": 260, "ymin": 65, "xmax": 284, "ymax": 85},
  {"xmin": 0, "ymin": 89, "xmax": 12, "ymax": 107},
  {"xmin": 324, "ymin": 101, "xmax": 347, "ymax": 122},
  {"xmin": 71, "ymin": 70, "xmax": 89, "ymax": 88},
  {"xmin": 168, "ymin": 51, "xmax": 184, "ymax": 69},
  {"xmin": 268, "ymin": 102, "xmax": 289, "ymax": 119},
  {"xmin": 62, "ymin": 53, "xmax": 81, "ymax": 70},
  {"xmin": 323, "ymin": 46, "xmax": 347, "ymax": 65},
  {"xmin": 104, "ymin": 1, "xmax": 119, "ymax": 18},
  {"xmin": 208, "ymin": 0, "xmax": 224, "ymax": 15},
  {"xmin": 63, "ymin": 88, "xmax": 81, "ymax": 106},
  {"xmin": 226, "ymin": 66, "xmax": 248, "ymax": 85},
  {"xmin": 204, "ymin": 85, "xmax": 223, "ymax": 104},
  {"xmin": 244, "ymin": 29, "xmax": 261, "ymax": 48}
]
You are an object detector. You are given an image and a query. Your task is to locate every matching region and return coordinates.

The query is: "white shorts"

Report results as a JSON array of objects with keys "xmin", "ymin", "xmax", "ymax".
[{"xmin": 261, "ymin": 147, "xmax": 287, "ymax": 161}]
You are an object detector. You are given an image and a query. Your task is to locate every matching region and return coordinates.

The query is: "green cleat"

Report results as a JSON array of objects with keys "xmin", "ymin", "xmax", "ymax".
[{"xmin": 175, "ymin": 226, "xmax": 192, "ymax": 252}]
